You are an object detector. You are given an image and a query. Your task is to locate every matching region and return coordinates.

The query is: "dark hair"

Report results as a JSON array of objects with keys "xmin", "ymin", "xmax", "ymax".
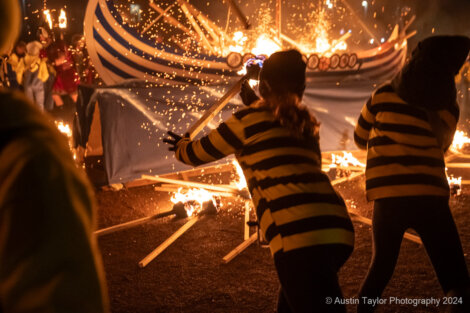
[
  {"xmin": 259, "ymin": 50, "xmax": 318, "ymax": 139},
  {"xmin": 262, "ymin": 93, "xmax": 319, "ymax": 140}
]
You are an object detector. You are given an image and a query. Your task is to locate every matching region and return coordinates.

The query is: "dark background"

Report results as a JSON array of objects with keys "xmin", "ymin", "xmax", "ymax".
[{"xmin": 18, "ymin": 0, "xmax": 470, "ymax": 51}]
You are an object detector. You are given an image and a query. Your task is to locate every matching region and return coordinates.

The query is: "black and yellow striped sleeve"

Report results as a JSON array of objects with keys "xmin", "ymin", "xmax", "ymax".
[
  {"xmin": 175, "ymin": 114, "xmax": 245, "ymax": 166},
  {"xmin": 354, "ymin": 97, "xmax": 375, "ymax": 150}
]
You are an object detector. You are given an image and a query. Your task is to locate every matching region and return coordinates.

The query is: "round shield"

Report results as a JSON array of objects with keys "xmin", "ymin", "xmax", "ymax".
[
  {"xmin": 329, "ymin": 54, "xmax": 340, "ymax": 69},
  {"xmin": 348, "ymin": 53, "xmax": 358, "ymax": 68},
  {"xmin": 307, "ymin": 54, "xmax": 320, "ymax": 70},
  {"xmin": 339, "ymin": 54, "xmax": 349, "ymax": 68},
  {"xmin": 226, "ymin": 52, "xmax": 243, "ymax": 69}
]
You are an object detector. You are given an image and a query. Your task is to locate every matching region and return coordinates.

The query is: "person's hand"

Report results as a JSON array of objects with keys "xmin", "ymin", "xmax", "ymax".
[
  {"xmin": 240, "ymin": 80, "xmax": 259, "ymax": 106},
  {"xmin": 163, "ymin": 131, "xmax": 183, "ymax": 151}
]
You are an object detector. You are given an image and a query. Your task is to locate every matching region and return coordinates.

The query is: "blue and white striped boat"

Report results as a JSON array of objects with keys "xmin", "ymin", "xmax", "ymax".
[{"xmin": 84, "ymin": 0, "xmax": 409, "ymax": 87}]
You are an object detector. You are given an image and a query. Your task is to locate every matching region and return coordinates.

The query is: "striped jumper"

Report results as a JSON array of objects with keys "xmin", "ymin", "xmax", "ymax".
[
  {"xmin": 175, "ymin": 101, "xmax": 354, "ymax": 258},
  {"xmin": 354, "ymin": 84, "xmax": 459, "ymax": 200}
]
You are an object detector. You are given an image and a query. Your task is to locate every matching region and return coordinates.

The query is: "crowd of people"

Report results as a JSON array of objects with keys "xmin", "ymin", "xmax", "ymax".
[
  {"xmin": 1, "ymin": 0, "xmax": 470, "ymax": 312},
  {"xmin": 0, "ymin": 25, "xmax": 97, "ymax": 116}
]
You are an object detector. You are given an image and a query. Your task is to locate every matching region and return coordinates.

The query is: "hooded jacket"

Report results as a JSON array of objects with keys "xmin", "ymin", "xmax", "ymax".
[
  {"xmin": 0, "ymin": 90, "xmax": 109, "ymax": 312},
  {"xmin": 354, "ymin": 35, "xmax": 470, "ymax": 200}
]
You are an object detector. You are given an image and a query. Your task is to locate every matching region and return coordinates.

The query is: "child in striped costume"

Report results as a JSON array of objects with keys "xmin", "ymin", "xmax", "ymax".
[
  {"xmin": 165, "ymin": 50, "xmax": 354, "ymax": 313},
  {"xmin": 354, "ymin": 36, "xmax": 470, "ymax": 313}
]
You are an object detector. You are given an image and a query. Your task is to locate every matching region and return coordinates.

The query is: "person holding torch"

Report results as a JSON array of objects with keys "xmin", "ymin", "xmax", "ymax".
[{"xmin": 164, "ymin": 49, "xmax": 355, "ymax": 313}]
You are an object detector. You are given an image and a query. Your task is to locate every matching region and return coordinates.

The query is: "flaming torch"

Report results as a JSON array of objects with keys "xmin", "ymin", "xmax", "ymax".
[
  {"xmin": 43, "ymin": 9, "xmax": 53, "ymax": 29},
  {"xmin": 58, "ymin": 8, "xmax": 67, "ymax": 29}
]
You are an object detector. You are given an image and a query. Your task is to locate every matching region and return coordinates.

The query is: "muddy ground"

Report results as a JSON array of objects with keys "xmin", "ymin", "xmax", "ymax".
[{"xmin": 95, "ymin": 155, "xmax": 470, "ymax": 313}]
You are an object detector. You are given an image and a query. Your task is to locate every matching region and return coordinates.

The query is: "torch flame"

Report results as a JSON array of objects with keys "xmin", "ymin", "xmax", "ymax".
[
  {"xmin": 450, "ymin": 130, "xmax": 470, "ymax": 153},
  {"xmin": 59, "ymin": 9, "xmax": 67, "ymax": 29},
  {"xmin": 43, "ymin": 9, "xmax": 53, "ymax": 29}
]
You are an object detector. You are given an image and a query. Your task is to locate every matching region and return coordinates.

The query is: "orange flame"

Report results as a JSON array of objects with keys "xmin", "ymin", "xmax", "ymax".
[
  {"xmin": 43, "ymin": 9, "xmax": 53, "ymax": 29},
  {"xmin": 232, "ymin": 160, "xmax": 247, "ymax": 190},
  {"xmin": 58, "ymin": 9, "xmax": 67, "ymax": 29},
  {"xmin": 170, "ymin": 187, "xmax": 214, "ymax": 217},
  {"xmin": 450, "ymin": 130, "xmax": 470, "ymax": 153},
  {"xmin": 330, "ymin": 151, "xmax": 365, "ymax": 168}
]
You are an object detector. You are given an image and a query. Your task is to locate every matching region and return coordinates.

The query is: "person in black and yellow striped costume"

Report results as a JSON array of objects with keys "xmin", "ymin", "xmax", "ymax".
[
  {"xmin": 165, "ymin": 50, "xmax": 354, "ymax": 313},
  {"xmin": 354, "ymin": 36, "xmax": 470, "ymax": 313}
]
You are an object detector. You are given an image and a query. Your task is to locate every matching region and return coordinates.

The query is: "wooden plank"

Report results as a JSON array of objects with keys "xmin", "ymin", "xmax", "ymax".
[
  {"xmin": 94, "ymin": 210, "xmax": 176, "ymax": 236},
  {"xmin": 446, "ymin": 163, "xmax": 470, "ymax": 169},
  {"xmin": 142, "ymin": 175, "xmax": 239, "ymax": 193},
  {"xmin": 222, "ymin": 233, "xmax": 258, "ymax": 263},
  {"xmin": 124, "ymin": 163, "xmax": 235, "ymax": 189},
  {"xmin": 225, "ymin": 0, "xmax": 250, "ymax": 29},
  {"xmin": 139, "ymin": 216, "xmax": 200, "ymax": 268},
  {"xmin": 187, "ymin": 78, "xmax": 244, "ymax": 139},
  {"xmin": 149, "ymin": 2, "xmax": 194, "ymax": 36},
  {"xmin": 141, "ymin": 3, "xmax": 174, "ymax": 34},
  {"xmin": 179, "ymin": 3, "xmax": 215, "ymax": 53}
]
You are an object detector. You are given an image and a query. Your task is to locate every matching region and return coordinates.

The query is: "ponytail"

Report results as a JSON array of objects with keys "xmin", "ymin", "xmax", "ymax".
[{"xmin": 264, "ymin": 93, "xmax": 319, "ymax": 140}]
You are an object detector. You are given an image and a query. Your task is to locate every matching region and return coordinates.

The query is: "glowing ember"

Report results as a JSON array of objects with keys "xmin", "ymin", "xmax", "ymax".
[
  {"xmin": 170, "ymin": 188, "xmax": 214, "ymax": 217},
  {"xmin": 43, "ymin": 9, "xmax": 53, "ymax": 29},
  {"xmin": 58, "ymin": 9, "xmax": 67, "ymax": 29},
  {"xmin": 330, "ymin": 151, "xmax": 366, "ymax": 168},
  {"xmin": 450, "ymin": 130, "xmax": 470, "ymax": 153}
]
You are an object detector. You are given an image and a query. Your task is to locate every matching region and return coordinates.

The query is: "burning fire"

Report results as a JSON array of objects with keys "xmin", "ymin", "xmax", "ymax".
[
  {"xmin": 170, "ymin": 187, "xmax": 214, "ymax": 217},
  {"xmin": 450, "ymin": 130, "xmax": 470, "ymax": 153},
  {"xmin": 329, "ymin": 151, "xmax": 366, "ymax": 168},
  {"xmin": 229, "ymin": 31, "xmax": 247, "ymax": 54},
  {"xmin": 59, "ymin": 8, "xmax": 67, "ymax": 29},
  {"xmin": 251, "ymin": 34, "xmax": 281, "ymax": 56},
  {"xmin": 232, "ymin": 160, "xmax": 247, "ymax": 190},
  {"xmin": 168, "ymin": 161, "xmax": 248, "ymax": 217},
  {"xmin": 43, "ymin": 9, "xmax": 53, "ymax": 29},
  {"xmin": 55, "ymin": 121, "xmax": 72, "ymax": 138},
  {"xmin": 447, "ymin": 175, "xmax": 462, "ymax": 196},
  {"xmin": 55, "ymin": 121, "xmax": 77, "ymax": 160},
  {"xmin": 299, "ymin": 6, "xmax": 348, "ymax": 56}
]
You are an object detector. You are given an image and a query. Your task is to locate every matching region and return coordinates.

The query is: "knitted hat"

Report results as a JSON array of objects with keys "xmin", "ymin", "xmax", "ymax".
[
  {"xmin": 259, "ymin": 49, "xmax": 306, "ymax": 96},
  {"xmin": 412, "ymin": 35, "xmax": 470, "ymax": 75},
  {"xmin": 0, "ymin": 0, "xmax": 21, "ymax": 55}
]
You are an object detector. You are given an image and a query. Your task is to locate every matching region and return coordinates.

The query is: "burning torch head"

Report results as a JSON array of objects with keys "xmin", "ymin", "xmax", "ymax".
[{"xmin": 259, "ymin": 49, "xmax": 306, "ymax": 98}]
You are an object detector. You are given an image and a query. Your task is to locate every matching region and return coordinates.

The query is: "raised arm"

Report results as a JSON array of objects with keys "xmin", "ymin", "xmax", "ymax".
[{"xmin": 168, "ymin": 113, "xmax": 245, "ymax": 167}]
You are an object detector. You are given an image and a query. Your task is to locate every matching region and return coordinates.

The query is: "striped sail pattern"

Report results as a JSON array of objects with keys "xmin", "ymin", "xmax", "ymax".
[{"xmin": 84, "ymin": 0, "xmax": 407, "ymax": 87}]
